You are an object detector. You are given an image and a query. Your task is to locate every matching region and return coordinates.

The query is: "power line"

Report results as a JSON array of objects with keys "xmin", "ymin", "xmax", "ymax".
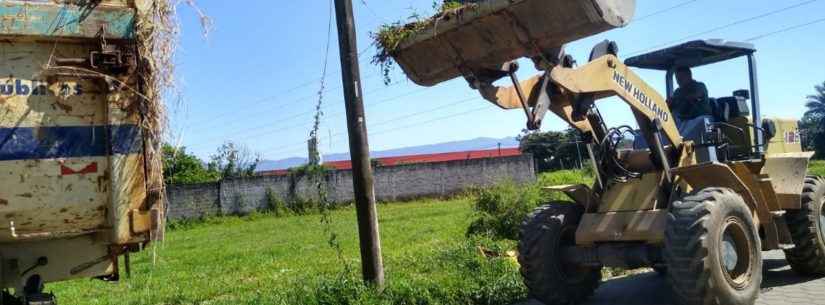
[
  {"xmin": 259, "ymin": 96, "xmax": 486, "ymax": 156},
  {"xmin": 745, "ymin": 17, "xmax": 825, "ymax": 42},
  {"xmin": 187, "ymin": 86, "xmax": 428, "ymax": 149},
  {"xmin": 186, "ymin": 73, "xmax": 382, "ymax": 133},
  {"xmin": 266, "ymin": 104, "xmax": 490, "ymax": 158},
  {"xmin": 633, "ymin": 0, "xmax": 700, "ymax": 22},
  {"xmin": 368, "ymin": 96, "xmax": 479, "ymax": 129},
  {"xmin": 185, "ymin": 78, "xmax": 320, "ymax": 126},
  {"xmin": 624, "ymin": 0, "xmax": 822, "ymax": 57},
  {"xmin": 370, "ymin": 105, "xmax": 490, "ymax": 137},
  {"xmin": 358, "ymin": 0, "xmax": 390, "ymax": 24},
  {"xmin": 259, "ymin": 97, "xmax": 481, "ymax": 155},
  {"xmin": 185, "ymin": 5, "xmax": 385, "ymax": 130},
  {"xmin": 186, "ymin": 79, "xmax": 412, "ymax": 146}
]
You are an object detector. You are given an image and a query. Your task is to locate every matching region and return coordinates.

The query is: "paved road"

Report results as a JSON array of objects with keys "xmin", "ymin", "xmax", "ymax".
[{"xmin": 518, "ymin": 251, "xmax": 825, "ymax": 305}]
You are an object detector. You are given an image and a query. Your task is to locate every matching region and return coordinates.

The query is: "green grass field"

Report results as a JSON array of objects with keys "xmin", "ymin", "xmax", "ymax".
[
  {"xmin": 50, "ymin": 162, "xmax": 825, "ymax": 305},
  {"xmin": 810, "ymin": 160, "xmax": 825, "ymax": 177},
  {"xmin": 52, "ymin": 197, "xmax": 524, "ymax": 305}
]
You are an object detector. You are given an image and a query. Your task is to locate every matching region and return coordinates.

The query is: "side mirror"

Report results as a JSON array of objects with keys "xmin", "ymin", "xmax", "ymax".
[{"xmin": 733, "ymin": 89, "xmax": 750, "ymax": 100}]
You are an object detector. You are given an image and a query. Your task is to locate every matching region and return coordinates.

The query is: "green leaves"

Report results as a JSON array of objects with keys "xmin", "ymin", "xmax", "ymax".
[
  {"xmin": 162, "ymin": 144, "xmax": 221, "ymax": 185},
  {"xmin": 519, "ymin": 129, "xmax": 586, "ymax": 172},
  {"xmin": 802, "ymin": 81, "xmax": 825, "ymax": 159},
  {"xmin": 466, "ymin": 170, "xmax": 593, "ymax": 241}
]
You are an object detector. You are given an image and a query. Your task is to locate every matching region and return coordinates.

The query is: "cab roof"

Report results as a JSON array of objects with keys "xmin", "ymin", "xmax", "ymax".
[{"xmin": 624, "ymin": 39, "xmax": 756, "ymax": 71}]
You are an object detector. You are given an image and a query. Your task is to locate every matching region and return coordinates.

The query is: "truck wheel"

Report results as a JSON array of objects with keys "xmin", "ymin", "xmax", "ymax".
[
  {"xmin": 665, "ymin": 188, "xmax": 762, "ymax": 305},
  {"xmin": 518, "ymin": 203, "xmax": 600, "ymax": 305},
  {"xmin": 784, "ymin": 176, "xmax": 825, "ymax": 275}
]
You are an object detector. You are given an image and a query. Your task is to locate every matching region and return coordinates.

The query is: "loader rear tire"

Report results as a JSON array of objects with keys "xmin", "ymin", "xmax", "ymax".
[
  {"xmin": 518, "ymin": 203, "xmax": 600, "ymax": 305},
  {"xmin": 665, "ymin": 188, "xmax": 762, "ymax": 305},
  {"xmin": 784, "ymin": 176, "xmax": 825, "ymax": 276}
]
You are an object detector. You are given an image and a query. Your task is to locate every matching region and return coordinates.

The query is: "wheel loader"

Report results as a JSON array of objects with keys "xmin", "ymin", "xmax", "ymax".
[
  {"xmin": 375, "ymin": 1, "xmax": 824, "ymax": 304},
  {"xmin": 504, "ymin": 39, "xmax": 824, "ymax": 305}
]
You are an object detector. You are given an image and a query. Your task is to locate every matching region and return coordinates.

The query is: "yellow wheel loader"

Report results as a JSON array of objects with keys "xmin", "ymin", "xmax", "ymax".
[
  {"xmin": 498, "ymin": 39, "xmax": 824, "ymax": 305},
  {"xmin": 376, "ymin": 1, "xmax": 822, "ymax": 304}
]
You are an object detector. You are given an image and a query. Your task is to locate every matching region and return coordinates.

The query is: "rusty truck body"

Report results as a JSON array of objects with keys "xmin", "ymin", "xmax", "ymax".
[{"xmin": 0, "ymin": 1, "xmax": 164, "ymax": 303}]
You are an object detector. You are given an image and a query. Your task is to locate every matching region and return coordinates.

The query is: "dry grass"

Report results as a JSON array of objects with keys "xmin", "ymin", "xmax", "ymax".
[
  {"xmin": 370, "ymin": 1, "xmax": 479, "ymax": 84},
  {"xmin": 134, "ymin": 0, "xmax": 211, "ymax": 227}
]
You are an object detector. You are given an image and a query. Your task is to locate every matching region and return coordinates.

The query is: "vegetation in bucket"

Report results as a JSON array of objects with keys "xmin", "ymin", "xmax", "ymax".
[{"xmin": 371, "ymin": 0, "xmax": 478, "ymax": 85}]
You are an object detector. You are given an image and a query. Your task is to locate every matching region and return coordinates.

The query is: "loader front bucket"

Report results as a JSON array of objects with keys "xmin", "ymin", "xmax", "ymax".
[{"xmin": 391, "ymin": 0, "xmax": 636, "ymax": 87}]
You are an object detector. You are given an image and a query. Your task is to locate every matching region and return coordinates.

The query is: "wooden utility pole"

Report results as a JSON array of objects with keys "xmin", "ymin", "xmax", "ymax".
[{"xmin": 333, "ymin": 0, "xmax": 385, "ymax": 287}]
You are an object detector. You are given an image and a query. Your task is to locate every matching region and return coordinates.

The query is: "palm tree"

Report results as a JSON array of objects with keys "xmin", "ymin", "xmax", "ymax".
[
  {"xmin": 805, "ymin": 81, "xmax": 825, "ymax": 124},
  {"xmin": 804, "ymin": 82, "xmax": 825, "ymax": 158}
]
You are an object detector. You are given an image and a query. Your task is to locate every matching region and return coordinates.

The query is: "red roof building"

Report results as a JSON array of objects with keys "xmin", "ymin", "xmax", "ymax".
[{"xmin": 259, "ymin": 147, "xmax": 521, "ymax": 176}]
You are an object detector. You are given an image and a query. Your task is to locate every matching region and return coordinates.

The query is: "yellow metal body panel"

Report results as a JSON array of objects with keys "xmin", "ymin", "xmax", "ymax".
[
  {"xmin": 576, "ymin": 210, "xmax": 667, "ymax": 245},
  {"xmin": 729, "ymin": 162, "xmax": 781, "ymax": 212},
  {"xmin": 484, "ymin": 55, "xmax": 681, "ymax": 146},
  {"xmin": 766, "ymin": 118, "xmax": 803, "ymax": 154},
  {"xmin": 0, "ymin": 235, "xmax": 112, "ymax": 288},
  {"xmin": 672, "ymin": 162, "xmax": 765, "ymax": 225},
  {"xmin": 599, "ymin": 173, "xmax": 663, "ymax": 212},
  {"xmin": 0, "ymin": 157, "xmax": 110, "ymax": 241},
  {"xmin": 550, "ymin": 55, "xmax": 682, "ymax": 146},
  {"xmin": 544, "ymin": 184, "xmax": 598, "ymax": 212},
  {"xmin": 762, "ymin": 152, "xmax": 814, "ymax": 209}
]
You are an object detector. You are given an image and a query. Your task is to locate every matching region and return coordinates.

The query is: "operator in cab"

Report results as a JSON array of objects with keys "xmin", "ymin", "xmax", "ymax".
[
  {"xmin": 668, "ymin": 66, "xmax": 714, "ymax": 141},
  {"xmin": 669, "ymin": 66, "xmax": 712, "ymax": 122}
]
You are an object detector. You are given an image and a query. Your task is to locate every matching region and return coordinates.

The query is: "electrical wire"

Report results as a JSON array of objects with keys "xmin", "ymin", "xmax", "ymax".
[
  {"xmin": 633, "ymin": 0, "xmax": 701, "ymax": 23},
  {"xmin": 624, "ymin": 0, "xmax": 822, "ymax": 57},
  {"xmin": 185, "ymin": 81, "xmax": 417, "ymax": 148},
  {"xmin": 259, "ymin": 97, "xmax": 488, "ymax": 157},
  {"xmin": 745, "ymin": 17, "xmax": 825, "ymax": 42},
  {"xmin": 187, "ymin": 86, "xmax": 429, "ymax": 149}
]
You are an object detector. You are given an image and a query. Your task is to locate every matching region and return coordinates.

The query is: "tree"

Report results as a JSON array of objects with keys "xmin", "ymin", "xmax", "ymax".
[
  {"xmin": 802, "ymin": 81, "xmax": 825, "ymax": 159},
  {"xmin": 806, "ymin": 82, "xmax": 825, "ymax": 121},
  {"xmin": 800, "ymin": 115, "xmax": 819, "ymax": 152},
  {"xmin": 519, "ymin": 129, "xmax": 586, "ymax": 172},
  {"xmin": 209, "ymin": 141, "xmax": 261, "ymax": 179},
  {"xmin": 162, "ymin": 144, "xmax": 221, "ymax": 185}
]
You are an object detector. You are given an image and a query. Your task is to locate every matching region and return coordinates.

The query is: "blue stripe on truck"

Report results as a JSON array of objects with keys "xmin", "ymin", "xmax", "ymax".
[{"xmin": 0, "ymin": 125, "xmax": 142, "ymax": 161}]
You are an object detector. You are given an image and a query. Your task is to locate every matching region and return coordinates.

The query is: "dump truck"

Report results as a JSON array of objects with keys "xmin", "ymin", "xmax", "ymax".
[
  {"xmin": 377, "ymin": 1, "xmax": 824, "ymax": 305},
  {"xmin": 0, "ymin": 1, "xmax": 165, "ymax": 304}
]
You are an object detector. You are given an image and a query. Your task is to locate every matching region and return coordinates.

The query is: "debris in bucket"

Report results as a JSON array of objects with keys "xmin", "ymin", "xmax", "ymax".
[
  {"xmin": 371, "ymin": 0, "xmax": 480, "ymax": 85},
  {"xmin": 371, "ymin": 0, "xmax": 636, "ymax": 87}
]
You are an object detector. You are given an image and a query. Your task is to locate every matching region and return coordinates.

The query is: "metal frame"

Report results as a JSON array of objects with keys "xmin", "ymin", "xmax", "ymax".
[
  {"xmin": 627, "ymin": 39, "xmax": 764, "ymax": 158},
  {"xmin": 748, "ymin": 54, "xmax": 764, "ymax": 157}
]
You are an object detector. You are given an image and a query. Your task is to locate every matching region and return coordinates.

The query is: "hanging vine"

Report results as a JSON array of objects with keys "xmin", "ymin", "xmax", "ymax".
[{"xmin": 302, "ymin": 0, "xmax": 351, "ymax": 276}]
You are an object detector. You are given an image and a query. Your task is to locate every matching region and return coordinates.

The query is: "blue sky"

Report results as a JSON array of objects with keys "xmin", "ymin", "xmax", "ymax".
[{"xmin": 170, "ymin": 0, "xmax": 825, "ymax": 161}]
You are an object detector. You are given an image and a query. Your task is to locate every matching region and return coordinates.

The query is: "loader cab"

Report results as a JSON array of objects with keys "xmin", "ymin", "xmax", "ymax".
[{"xmin": 626, "ymin": 39, "xmax": 765, "ymax": 159}]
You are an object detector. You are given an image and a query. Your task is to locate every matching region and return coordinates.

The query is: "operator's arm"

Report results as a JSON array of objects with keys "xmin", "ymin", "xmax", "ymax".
[
  {"xmin": 670, "ymin": 82, "xmax": 712, "ymax": 119},
  {"xmin": 682, "ymin": 83, "xmax": 708, "ymax": 101}
]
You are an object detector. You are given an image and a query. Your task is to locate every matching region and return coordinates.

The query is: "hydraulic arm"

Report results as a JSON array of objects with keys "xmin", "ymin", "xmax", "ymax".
[{"xmin": 475, "ymin": 53, "xmax": 682, "ymax": 148}]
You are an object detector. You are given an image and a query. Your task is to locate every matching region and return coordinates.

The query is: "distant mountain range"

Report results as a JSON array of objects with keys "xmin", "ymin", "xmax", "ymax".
[{"xmin": 256, "ymin": 136, "xmax": 519, "ymax": 172}]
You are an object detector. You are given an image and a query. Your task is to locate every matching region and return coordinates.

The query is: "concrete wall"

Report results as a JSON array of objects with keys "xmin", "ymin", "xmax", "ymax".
[
  {"xmin": 165, "ymin": 154, "xmax": 535, "ymax": 220},
  {"xmin": 165, "ymin": 183, "xmax": 221, "ymax": 220}
]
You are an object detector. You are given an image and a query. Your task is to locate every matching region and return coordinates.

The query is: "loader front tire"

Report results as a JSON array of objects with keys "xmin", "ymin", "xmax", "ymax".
[
  {"xmin": 518, "ymin": 203, "xmax": 600, "ymax": 305},
  {"xmin": 784, "ymin": 176, "xmax": 825, "ymax": 276},
  {"xmin": 665, "ymin": 188, "xmax": 762, "ymax": 305}
]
